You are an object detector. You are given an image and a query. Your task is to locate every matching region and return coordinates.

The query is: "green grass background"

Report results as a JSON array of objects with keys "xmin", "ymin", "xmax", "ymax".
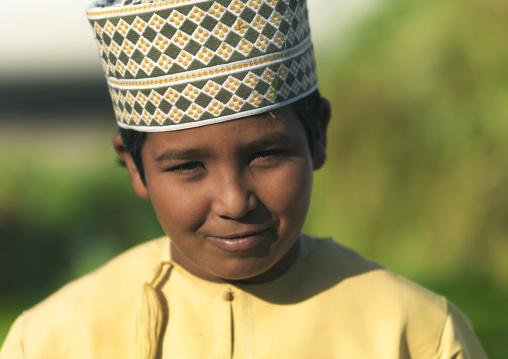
[{"xmin": 1, "ymin": 0, "xmax": 507, "ymax": 356}]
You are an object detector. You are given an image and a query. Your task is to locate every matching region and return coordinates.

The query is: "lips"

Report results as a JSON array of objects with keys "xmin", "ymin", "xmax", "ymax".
[{"xmin": 206, "ymin": 228, "xmax": 272, "ymax": 251}]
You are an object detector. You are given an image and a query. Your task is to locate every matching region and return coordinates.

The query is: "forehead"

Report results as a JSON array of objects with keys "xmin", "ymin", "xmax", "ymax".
[{"xmin": 143, "ymin": 106, "xmax": 305, "ymax": 150}]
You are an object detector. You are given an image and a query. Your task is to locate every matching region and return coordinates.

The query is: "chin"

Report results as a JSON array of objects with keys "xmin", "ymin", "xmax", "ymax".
[
  {"xmin": 211, "ymin": 250, "xmax": 292, "ymax": 284},
  {"xmin": 216, "ymin": 262, "xmax": 273, "ymax": 283}
]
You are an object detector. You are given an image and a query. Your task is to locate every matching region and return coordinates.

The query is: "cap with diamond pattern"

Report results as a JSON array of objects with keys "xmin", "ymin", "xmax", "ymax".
[{"xmin": 87, "ymin": 0, "xmax": 318, "ymax": 132}]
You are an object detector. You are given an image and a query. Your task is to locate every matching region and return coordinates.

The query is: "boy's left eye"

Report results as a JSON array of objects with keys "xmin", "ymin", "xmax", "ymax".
[
  {"xmin": 251, "ymin": 149, "xmax": 281, "ymax": 161},
  {"xmin": 169, "ymin": 161, "xmax": 203, "ymax": 173}
]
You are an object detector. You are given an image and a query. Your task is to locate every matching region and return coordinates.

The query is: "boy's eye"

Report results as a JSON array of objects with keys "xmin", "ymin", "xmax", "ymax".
[
  {"xmin": 250, "ymin": 149, "xmax": 283, "ymax": 162},
  {"xmin": 169, "ymin": 162, "xmax": 203, "ymax": 173}
]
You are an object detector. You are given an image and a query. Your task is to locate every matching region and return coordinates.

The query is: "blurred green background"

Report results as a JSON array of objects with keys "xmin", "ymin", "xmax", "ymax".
[{"xmin": 1, "ymin": 0, "xmax": 506, "ymax": 356}]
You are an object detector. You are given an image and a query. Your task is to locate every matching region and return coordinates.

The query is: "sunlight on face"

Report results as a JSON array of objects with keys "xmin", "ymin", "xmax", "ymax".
[{"xmin": 140, "ymin": 106, "xmax": 316, "ymax": 283}]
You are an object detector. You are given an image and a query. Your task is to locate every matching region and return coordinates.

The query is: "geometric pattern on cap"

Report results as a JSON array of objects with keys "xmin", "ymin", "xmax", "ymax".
[{"xmin": 87, "ymin": 0, "xmax": 318, "ymax": 131}]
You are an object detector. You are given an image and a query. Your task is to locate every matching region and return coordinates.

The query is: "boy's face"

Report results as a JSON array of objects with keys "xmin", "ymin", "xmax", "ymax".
[{"xmin": 117, "ymin": 102, "xmax": 329, "ymax": 283}]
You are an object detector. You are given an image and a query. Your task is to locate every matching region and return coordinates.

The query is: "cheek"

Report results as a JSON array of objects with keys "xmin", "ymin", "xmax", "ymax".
[
  {"xmin": 262, "ymin": 160, "xmax": 313, "ymax": 226},
  {"xmin": 148, "ymin": 183, "xmax": 208, "ymax": 236}
]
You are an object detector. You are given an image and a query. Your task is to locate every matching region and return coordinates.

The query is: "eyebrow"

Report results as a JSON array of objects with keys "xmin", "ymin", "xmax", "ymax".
[
  {"xmin": 154, "ymin": 132, "xmax": 293, "ymax": 163},
  {"xmin": 243, "ymin": 133, "xmax": 293, "ymax": 153},
  {"xmin": 155, "ymin": 148, "xmax": 209, "ymax": 163}
]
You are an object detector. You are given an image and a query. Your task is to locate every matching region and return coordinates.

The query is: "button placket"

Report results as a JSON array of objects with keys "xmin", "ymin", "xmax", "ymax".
[{"xmin": 214, "ymin": 287, "xmax": 234, "ymax": 358}]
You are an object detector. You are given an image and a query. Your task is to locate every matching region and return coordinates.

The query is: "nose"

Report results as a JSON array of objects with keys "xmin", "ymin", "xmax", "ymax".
[{"xmin": 211, "ymin": 172, "xmax": 257, "ymax": 219}]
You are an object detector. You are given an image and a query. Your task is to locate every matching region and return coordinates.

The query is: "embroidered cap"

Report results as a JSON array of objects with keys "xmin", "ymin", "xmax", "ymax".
[{"xmin": 87, "ymin": 0, "xmax": 318, "ymax": 132}]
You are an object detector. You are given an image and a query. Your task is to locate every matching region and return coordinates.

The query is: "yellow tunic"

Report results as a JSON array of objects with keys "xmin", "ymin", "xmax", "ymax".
[{"xmin": 0, "ymin": 235, "xmax": 487, "ymax": 359}]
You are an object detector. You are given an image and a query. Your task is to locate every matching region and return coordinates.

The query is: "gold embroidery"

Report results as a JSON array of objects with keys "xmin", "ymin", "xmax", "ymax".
[{"xmin": 107, "ymin": 38, "xmax": 312, "ymax": 88}]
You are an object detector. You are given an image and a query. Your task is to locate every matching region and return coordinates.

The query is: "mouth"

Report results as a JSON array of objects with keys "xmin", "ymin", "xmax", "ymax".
[{"xmin": 206, "ymin": 228, "xmax": 272, "ymax": 252}]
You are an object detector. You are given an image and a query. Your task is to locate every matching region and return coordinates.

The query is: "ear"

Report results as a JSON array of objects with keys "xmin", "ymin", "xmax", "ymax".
[
  {"xmin": 112, "ymin": 133, "xmax": 149, "ymax": 199},
  {"xmin": 312, "ymin": 97, "xmax": 331, "ymax": 170}
]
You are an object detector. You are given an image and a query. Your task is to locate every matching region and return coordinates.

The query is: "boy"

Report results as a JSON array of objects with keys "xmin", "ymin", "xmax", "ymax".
[{"xmin": 1, "ymin": 0, "xmax": 487, "ymax": 358}]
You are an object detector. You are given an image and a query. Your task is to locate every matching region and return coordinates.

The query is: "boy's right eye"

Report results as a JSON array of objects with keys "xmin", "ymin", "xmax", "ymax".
[{"xmin": 168, "ymin": 162, "xmax": 204, "ymax": 174}]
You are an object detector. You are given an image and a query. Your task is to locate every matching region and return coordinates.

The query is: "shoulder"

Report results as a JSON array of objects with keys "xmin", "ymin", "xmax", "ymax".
[
  {"xmin": 297, "ymin": 235, "xmax": 478, "ymax": 357},
  {"xmin": 299, "ymin": 234, "xmax": 446, "ymax": 304},
  {"xmin": 28, "ymin": 236, "xmax": 167, "ymax": 312},
  {"xmin": 3, "ymin": 237, "xmax": 168, "ymax": 358}
]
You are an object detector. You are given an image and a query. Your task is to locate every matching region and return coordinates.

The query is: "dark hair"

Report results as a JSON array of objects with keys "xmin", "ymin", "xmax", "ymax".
[{"xmin": 120, "ymin": 89, "xmax": 322, "ymax": 183}]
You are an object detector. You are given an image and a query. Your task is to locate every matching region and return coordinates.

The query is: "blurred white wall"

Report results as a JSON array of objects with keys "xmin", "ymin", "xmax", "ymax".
[{"xmin": 0, "ymin": 0, "xmax": 381, "ymax": 81}]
